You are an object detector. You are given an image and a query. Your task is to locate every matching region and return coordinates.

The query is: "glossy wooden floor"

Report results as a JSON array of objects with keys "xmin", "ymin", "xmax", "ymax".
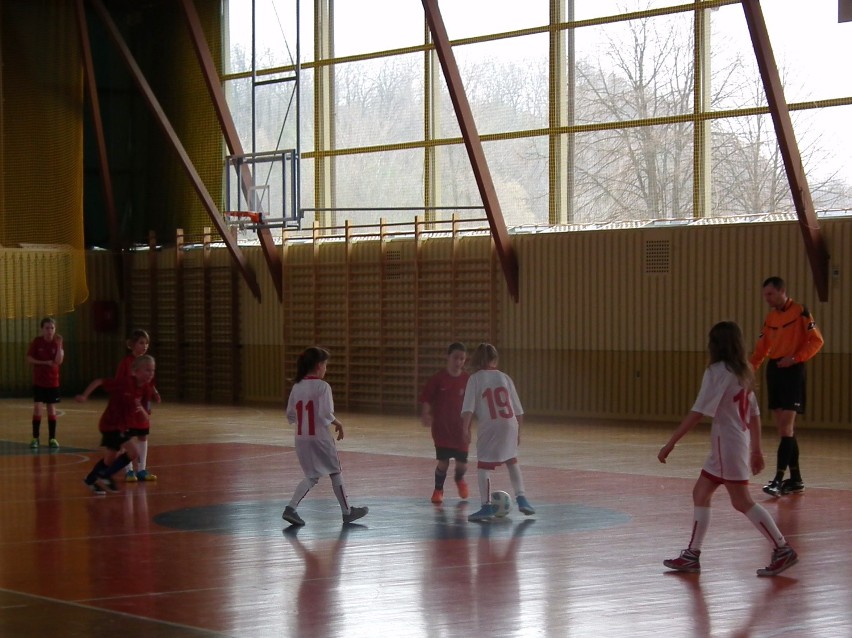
[{"xmin": 1, "ymin": 399, "xmax": 850, "ymax": 637}]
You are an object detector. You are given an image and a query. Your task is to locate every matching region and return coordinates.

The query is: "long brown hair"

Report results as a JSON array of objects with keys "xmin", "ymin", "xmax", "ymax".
[{"xmin": 707, "ymin": 321, "xmax": 753, "ymax": 390}]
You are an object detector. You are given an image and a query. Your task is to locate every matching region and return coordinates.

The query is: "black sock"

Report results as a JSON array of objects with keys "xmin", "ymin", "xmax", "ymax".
[
  {"xmin": 32, "ymin": 418, "xmax": 41, "ymax": 439},
  {"xmin": 789, "ymin": 437, "xmax": 802, "ymax": 482},
  {"xmin": 434, "ymin": 468, "xmax": 447, "ymax": 490},
  {"xmin": 454, "ymin": 469, "xmax": 465, "ymax": 483},
  {"xmin": 85, "ymin": 460, "xmax": 107, "ymax": 484},
  {"xmin": 48, "ymin": 419, "xmax": 57, "ymax": 439},
  {"xmin": 775, "ymin": 437, "xmax": 795, "ymax": 482},
  {"xmin": 101, "ymin": 453, "xmax": 133, "ymax": 478}
]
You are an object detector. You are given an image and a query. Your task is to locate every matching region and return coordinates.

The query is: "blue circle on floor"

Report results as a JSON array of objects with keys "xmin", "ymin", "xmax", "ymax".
[{"xmin": 153, "ymin": 498, "xmax": 631, "ymax": 540}]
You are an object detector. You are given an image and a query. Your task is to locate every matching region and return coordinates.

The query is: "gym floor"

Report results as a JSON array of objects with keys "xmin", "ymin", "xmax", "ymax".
[{"xmin": 1, "ymin": 399, "xmax": 849, "ymax": 637}]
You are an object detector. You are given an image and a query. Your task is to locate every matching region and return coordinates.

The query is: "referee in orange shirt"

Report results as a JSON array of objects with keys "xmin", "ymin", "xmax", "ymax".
[{"xmin": 750, "ymin": 276, "xmax": 824, "ymax": 497}]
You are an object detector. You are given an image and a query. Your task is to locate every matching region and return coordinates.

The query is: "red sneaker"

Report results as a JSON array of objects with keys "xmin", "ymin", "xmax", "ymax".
[
  {"xmin": 663, "ymin": 548, "xmax": 701, "ymax": 573},
  {"xmin": 431, "ymin": 489, "xmax": 444, "ymax": 504},
  {"xmin": 456, "ymin": 479, "xmax": 469, "ymax": 500},
  {"xmin": 757, "ymin": 545, "xmax": 798, "ymax": 577}
]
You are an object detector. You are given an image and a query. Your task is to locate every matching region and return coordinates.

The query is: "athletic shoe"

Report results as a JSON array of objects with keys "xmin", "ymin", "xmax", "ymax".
[
  {"xmin": 780, "ymin": 479, "xmax": 805, "ymax": 495},
  {"xmin": 48, "ymin": 438, "xmax": 60, "ymax": 449},
  {"xmin": 663, "ymin": 548, "xmax": 701, "ymax": 573},
  {"xmin": 757, "ymin": 545, "xmax": 798, "ymax": 577},
  {"xmin": 343, "ymin": 506, "xmax": 369, "ymax": 524},
  {"xmin": 137, "ymin": 470, "xmax": 157, "ymax": 481},
  {"xmin": 281, "ymin": 506, "xmax": 305, "ymax": 526},
  {"xmin": 456, "ymin": 479, "xmax": 469, "ymax": 500},
  {"xmin": 29, "ymin": 438, "xmax": 39, "ymax": 449},
  {"xmin": 431, "ymin": 489, "xmax": 444, "ymax": 504},
  {"xmin": 516, "ymin": 495, "xmax": 536, "ymax": 515},
  {"xmin": 125, "ymin": 470, "xmax": 138, "ymax": 482},
  {"xmin": 468, "ymin": 504, "xmax": 497, "ymax": 522},
  {"xmin": 762, "ymin": 479, "xmax": 783, "ymax": 497},
  {"xmin": 84, "ymin": 479, "xmax": 106, "ymax": 496},
  {"xmin": 95, "ymin": 477, "xmax": 119, "ymax": 493}
]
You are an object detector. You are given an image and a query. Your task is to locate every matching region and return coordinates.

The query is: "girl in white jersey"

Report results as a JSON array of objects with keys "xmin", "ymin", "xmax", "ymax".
[
  {"xmin": 462, "ymin": 343, "xmax": 536, "ymax": 522},
  {"xmin": 658, "ymin": 321, "xmax": 798, "ymax": 577},
  {"xmin": 281, "ymin": 347, "xmax": 368, "ymax": 527}
]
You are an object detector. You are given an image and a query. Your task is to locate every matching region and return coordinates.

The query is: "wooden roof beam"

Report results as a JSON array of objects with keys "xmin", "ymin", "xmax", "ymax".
[
  {"xmin": 421, "ymin": 0, "xmax": 520, "ymax": 303},
  {"xmin": 742, "ymin": 0, "xmax": 830, "ymax": 301},
  {"xmin": 178, "ymin": 0, "xmax": 283, "ymax": 302}
]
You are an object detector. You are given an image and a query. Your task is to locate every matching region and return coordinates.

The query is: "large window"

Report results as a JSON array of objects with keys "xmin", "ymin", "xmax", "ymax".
[{"xmin": 223, "ymin": 0, "xmax": 852, "ymax": 231}]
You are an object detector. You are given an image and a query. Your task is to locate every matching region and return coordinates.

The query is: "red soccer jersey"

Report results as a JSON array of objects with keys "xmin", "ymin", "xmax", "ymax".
[
  {"xmin": 97, "ymin": 376, "xmax": 155, "ymax": 432},
  {"xmin": 115, "ymin": 354, "xmax": 135, "ymax": 378},
  {"xmin": 419, "ymin": 369, "xmax": 470, "ymax": 451},
  {"xmin": 27, "ymin": 337, "xmax": 61, "ymax": 388}
]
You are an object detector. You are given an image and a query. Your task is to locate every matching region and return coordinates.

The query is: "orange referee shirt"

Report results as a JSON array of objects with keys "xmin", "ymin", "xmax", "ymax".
[{"xmin": 750, "ymin": 298, "xmax": 824, "ymax": 368}]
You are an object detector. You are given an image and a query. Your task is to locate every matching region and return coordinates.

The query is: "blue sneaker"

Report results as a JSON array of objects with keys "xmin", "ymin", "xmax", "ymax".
[
  {"xmin": 468, "ymin": 504, "xmax": 497, "ymax": 522},
  {"xmin": 516, "ymin": 495, "xmax": 536, "ymax": 515}
]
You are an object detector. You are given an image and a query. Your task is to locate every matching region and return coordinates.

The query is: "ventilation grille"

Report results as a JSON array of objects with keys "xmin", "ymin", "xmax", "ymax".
[
  {"xmin": 644, "ymin": 240, "xmax": 671, "ymax": 274},
  {"xmin": 384, "ymin": 249, "xmax": 402, "ymax": 280}
]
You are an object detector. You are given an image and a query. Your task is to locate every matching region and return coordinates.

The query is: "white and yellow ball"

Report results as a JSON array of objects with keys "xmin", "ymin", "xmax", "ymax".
[{"xmin": 491, "ymin": 490, "xmax": 512, "ymax": 517}]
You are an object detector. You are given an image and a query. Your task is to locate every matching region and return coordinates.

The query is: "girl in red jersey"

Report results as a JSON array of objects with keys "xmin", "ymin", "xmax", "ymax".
[
  {"xmin": 26, "ymin": 317, "xmax": 64, "ymax": 449},
  {"xmin": 462, "ymin": 343, "xmax": 535, "ymax": 523},
  {"xmin": 659, "ymin": 321, "xmax": 798, "ymax": 577},
  {"xmin": 76, "ymin": 355, "xmax": 157, "ymax": 495},
  {"xmin": 419, "ymin": 342, "xmax": 470, "ymax": 504},
  {"xmin": 281, "ymin": 347, "xmax": 368, "ymax": 527},
  {"xmin": 116, "ymin": 329, "xmax": 161, "ymax": 482}
]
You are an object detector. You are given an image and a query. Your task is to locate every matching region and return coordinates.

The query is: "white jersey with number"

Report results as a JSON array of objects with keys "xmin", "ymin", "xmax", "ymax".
[
  {"xmin": 462, "ymin": 369, "xmax": 523, "ymax": 463},
  {"xmin": 691, "ymin": 361, "xmax": 760, "ymax": 483},
  {"xmin": 286, "ymin": 377, "xmax": 342, "ymax": 477}
]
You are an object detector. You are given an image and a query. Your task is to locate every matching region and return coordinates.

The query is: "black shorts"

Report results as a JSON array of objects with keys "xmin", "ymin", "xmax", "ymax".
[
  {"xmin": 127, "ymin": 428, "xmax": 150, "ymax": 438},
  {"xmin": 100, "ymin": 430, "xmax": 131, "ymax": 452},
  {"xmin": 33, "ymin": 386, "xmax": 60, "ymax": 404},
  {"xmin": 766, "ymin": 359, "xmax": 806, "ymax": 414},
  {"xmin": 435, "ymin": 446, "xmax": 469, "ymax": 463}
]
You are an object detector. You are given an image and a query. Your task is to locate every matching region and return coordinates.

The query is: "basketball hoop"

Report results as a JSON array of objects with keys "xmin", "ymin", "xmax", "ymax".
[{"xmin": 224, "ymin": 211, "xmax": 263, "ymax": 230}]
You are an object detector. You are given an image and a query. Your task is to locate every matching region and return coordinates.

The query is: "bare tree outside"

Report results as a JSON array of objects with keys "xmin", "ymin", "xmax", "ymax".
[{"xmin": 223, "ymin": 3, "xmax": 852, "ymax": 230}]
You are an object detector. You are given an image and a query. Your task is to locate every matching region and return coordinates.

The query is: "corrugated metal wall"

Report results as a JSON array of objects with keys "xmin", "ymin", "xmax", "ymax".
[{"xmin": 501, "ymin": 219, "xmax": 850, "ymax": 428}]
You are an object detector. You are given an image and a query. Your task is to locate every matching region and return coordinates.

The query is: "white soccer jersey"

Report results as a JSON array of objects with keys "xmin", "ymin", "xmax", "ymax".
[
  {"xmin": 691, "ymin": 361, "xmax": 760, "ymax": 483},
  {"xmin": 462, "ymin": 369, "xmax": 523, "ymax": 463},
  {"xmin": 286, "ymin": 377, "xmax": 342, "ymax": 477}
]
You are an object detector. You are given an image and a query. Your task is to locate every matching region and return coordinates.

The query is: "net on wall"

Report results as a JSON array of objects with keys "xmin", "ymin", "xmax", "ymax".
[{"xmin": 0, "ymin": 0, "xmax": 87, "ymax": 319}]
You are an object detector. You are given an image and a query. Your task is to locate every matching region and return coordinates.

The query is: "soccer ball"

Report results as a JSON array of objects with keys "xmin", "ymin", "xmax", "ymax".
[{"xmin": 491, "ymin": 490, "xmax": 512, "ymax": 517}]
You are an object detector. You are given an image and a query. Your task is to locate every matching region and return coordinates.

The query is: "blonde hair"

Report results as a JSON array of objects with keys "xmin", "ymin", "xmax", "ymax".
[
  {"xmin": 131, "ymin": 354, "xmax": 155, "ymax": 371},
  {"xmin": 470, "ymin": 343, "xmax": 499, "ymax": 371}
]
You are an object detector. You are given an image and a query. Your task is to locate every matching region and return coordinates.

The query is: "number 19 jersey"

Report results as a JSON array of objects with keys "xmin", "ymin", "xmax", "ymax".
[{"xmin": 462, "ymin": 369, "xmax": 524, "ymax": 463}]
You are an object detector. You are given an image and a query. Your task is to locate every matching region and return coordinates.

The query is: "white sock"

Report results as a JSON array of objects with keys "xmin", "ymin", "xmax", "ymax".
[
  {"xmin": 746, "ymin": 504, "xmax": 786, "ymax": 547},
  {"xmin": 477, "ymin": 468, "xmax": 492, "ymax": 505},
  {"xmin": 507, "ymin": 462, "xmax": 526, "ymax": 497},
  {"xmin": 136, "ymin": 439, "xmax": 148, "ymax": 471},
  {"xmin": 689, "ymin": 506, "xmax": 711, "ymax": 550},
  {"xmin": 289, "ymin": 476, "xmax": 318, "ymax": 510},
  {"xmin": 331, "ymin": 473, "xmax": 350, "ymax": 513}
]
